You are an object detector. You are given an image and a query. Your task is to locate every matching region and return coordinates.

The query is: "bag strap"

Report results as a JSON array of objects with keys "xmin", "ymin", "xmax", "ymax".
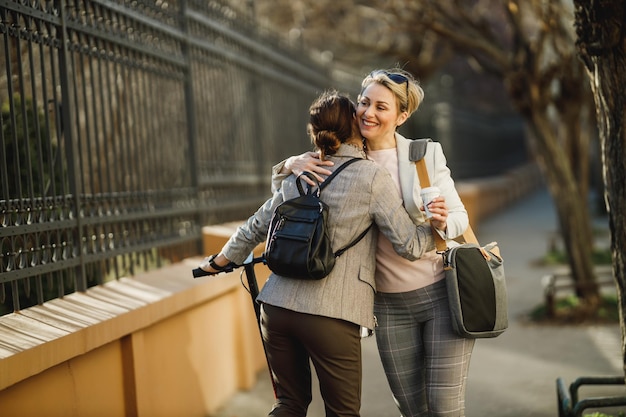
[
  {"xmin": 335, "ymin": 225, "xmax": 371, "ymax": 257},
  {"xmin": 296, "ymin": 172, "xmax": 321, "ymax": 196},
  {"xmin": 298, "ymin": 158, "xmax": 363, "ymax": 196},
  {"xmin": 408, "ymin": 138, "xmax": 432, "ymax": 162},
  {"xmin": 297, "ymin": 157, "xmax": 362, "ymax": 196},
  {"xmin": 319, "ymin": 157, "xmax": 362, "ymax": 190},
  {"xmin": 410, "ymin": 141, "xmax": 478, "ymax": 251},
  {"xmin": 312, "ymin": 157, "xmax": 372, "ymax": 257}
]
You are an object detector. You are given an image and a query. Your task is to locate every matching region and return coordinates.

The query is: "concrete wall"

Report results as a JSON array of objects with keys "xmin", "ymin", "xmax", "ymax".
[
  {"xmin": 0, "ymin": 162, "xmax": 543, "ymax": 417},
  {"xmin": 0, "ymin": 228, "xmax": 270, "ymax": 417},
  {"xmin": 457, "ymin": 162, "xmax": 542, "ymax": 229}
]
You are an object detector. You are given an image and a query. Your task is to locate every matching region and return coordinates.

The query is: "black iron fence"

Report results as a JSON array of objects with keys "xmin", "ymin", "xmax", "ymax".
[
  {"xmin": 0, "ymin": 0, "xmax": 528, "ymax": 316},
  {"xmin": 0, "ymin": 0, "xmax": 357, "ymax": 315}
]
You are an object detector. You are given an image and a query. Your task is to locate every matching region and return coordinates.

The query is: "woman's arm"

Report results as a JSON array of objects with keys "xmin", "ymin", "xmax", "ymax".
[
  {"xmin": 370, "ymin": 169, "xmax": 435, "ymax": 260},
  {"xmin": 271, "ymin": 151, "xmax": 334, "ymax": 191},
  {"xmin": 199, "ymin": 193, "xmax": 283, "ymax": 274}
]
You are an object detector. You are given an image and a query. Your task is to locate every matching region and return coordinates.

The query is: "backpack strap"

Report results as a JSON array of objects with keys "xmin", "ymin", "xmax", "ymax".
[
  {"xmin": 319, "ymin": 157, "xmax": 363, "ymax": 190},
  {"xmin": 335, "ymin": 226, "xmax": 371, "ymax": 257},
  {"xmin": 298, "ymin": 157, "xmax": 363, "ymax": 196},
  {"xmin": 296, "ymin": 172, "xmax": 321, "ymax": 196},
  {"xmin": 310, "ymin": 157, "xmax": 372, "ymax": 257}
]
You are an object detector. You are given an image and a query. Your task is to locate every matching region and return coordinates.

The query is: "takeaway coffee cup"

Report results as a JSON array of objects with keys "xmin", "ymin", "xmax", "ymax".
[{"xmin": 420, "ymin": 186, "xmax": 441, "ymax": 219}]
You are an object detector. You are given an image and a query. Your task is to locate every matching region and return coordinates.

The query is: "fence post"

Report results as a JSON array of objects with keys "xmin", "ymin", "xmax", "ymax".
[
  {"xmin": 58, "ymin": 0, "xmax": 87, "ymax": 292},
  {"xmin": 180, "ymin": 0, "xmax": 203, "ymax": 255}
]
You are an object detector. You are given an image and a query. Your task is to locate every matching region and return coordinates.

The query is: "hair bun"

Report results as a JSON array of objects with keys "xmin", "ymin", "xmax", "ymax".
[
  {"xmin": 316, "ymin": 130, "xmax": 341, "ymax": 155},
  {"xmin": 307, "ymin": 90, "xmax": 357, "ymax": 158}
]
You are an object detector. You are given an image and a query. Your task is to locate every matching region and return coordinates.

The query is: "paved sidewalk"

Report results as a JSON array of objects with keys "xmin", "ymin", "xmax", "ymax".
[{"xmin": 211, "ymin": 188, "xmax": 623, "ymax": 417}]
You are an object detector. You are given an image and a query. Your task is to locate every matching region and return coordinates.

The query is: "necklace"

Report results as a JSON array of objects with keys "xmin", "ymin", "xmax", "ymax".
[
  {"xmin": 345, "ymin": 141, "xmax": 367, "ymax": 158},
  {"xmin": 346, "ymin": 141, "xmax": 364, "ymax": 151}
]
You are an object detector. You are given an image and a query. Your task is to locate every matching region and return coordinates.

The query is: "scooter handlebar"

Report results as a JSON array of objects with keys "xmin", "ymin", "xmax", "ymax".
[
  {"xmin": 192, "ymin": 263, "xmax": 236, "ymax": 278},
  {"xmin": 192, "ymin": 254, "xmax": 265, "ymax": 278}
]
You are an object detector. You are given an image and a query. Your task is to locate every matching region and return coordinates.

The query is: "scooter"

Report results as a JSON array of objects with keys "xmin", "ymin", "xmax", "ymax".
[{"xmin": 192, "ymin": 254, "xmax": 276, "ymax": 397}]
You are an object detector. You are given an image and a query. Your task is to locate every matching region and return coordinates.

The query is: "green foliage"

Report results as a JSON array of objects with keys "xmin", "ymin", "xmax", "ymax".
[
  {"xmin": 533, "ymin": 228, "xmax": 615, "ymax": 323},
  {"xmin": 1, "ymin": 94, "xmax": 67, "ymax": 316},
  {"xmin": 542, "ymin": 247, "xmax": 613, "ymax": 266},
  {"xmin": 584, "ymin": 412, "xmax": 626, "ymax": 417},
  {"xmin": 1, "ymin": 93, "xmax": 63, "ymax": 198},
  {"xmin": 529, "ymin": 294, "xmax": 619, "ymax": 324},
  {"xmin": 542, "ymin": 226, "xmax": 612, "ymax": 266}
]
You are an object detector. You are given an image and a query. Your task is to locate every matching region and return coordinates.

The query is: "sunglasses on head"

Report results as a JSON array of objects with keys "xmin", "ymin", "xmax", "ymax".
[{"xmin": 372, "ymin": 71, "xmax": 409, "ymax": 97}]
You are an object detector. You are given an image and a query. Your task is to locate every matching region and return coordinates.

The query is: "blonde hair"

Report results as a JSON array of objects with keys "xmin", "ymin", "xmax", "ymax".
[{"xmin": 359, "ymin": 68, "xmax": 424, "ymax": 116}]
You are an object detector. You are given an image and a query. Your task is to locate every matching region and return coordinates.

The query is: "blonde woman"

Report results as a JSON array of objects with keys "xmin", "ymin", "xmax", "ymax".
[{"xmin": 201, "ymin": 90, "xmax": 436, "ymax": 417}]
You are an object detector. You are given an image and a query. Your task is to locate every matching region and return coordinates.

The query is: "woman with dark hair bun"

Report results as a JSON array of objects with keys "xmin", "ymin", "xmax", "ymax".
[{"xmin": 199, "ymin": 90, "xmax": 435, "ymax": 417}]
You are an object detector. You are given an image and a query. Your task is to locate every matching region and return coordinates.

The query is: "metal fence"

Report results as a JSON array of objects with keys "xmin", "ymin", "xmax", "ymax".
[
  {"xmin": 0, "ymin": 0, "xmax": 529, "ymax": 317},
  {"xmin": 0, "ymin": 0, "xmax": 356, "ymax": 315}
]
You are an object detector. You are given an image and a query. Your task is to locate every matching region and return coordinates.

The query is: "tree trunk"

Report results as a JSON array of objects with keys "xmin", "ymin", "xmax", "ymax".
[
  {"xmin": 525, "ymin": 110, "xmax": 598, "ymax": 302},
  {"xmin": 574, "ymin": 0, "xmax": 626, "ymax": 378},
  {"xmin": 505, "ymin": 67, "xmax": 600, "ymax": 303}
]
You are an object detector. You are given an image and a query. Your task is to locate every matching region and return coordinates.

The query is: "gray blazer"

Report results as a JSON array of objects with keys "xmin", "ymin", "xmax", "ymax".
[{"xmin": 221, "ymin": 144, "xmax": 434, "ymax": 329}]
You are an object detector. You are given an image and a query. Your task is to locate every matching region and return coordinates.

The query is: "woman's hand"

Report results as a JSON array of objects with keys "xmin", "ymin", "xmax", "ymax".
[
  {"xmin": 283, "ymin": 151, "xmax": 334, "ymax": 185},
  {"xmin": 199, "ymin": 253, "xmax": 230, "ymax": 274},
  {"xmin": 425, "ymin": 196, "xmax": 448, "ymax": 232}
]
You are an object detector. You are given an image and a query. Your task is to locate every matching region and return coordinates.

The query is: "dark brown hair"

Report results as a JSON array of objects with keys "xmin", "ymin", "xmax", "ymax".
[{"xmin": 307, "ymin": 90, "xmax": 357, "ymax": 160}]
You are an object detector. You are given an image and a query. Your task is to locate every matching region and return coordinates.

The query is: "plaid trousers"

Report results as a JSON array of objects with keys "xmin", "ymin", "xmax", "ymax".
[{"xmin": 374, "ymin": 279, "xmax": 475, "ymax": 417}]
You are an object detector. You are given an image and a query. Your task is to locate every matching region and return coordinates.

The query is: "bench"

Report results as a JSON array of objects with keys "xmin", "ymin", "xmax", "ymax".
[
  {"xmin": 557, "ymin": 376, "xmax": 626, "ymax": 417},
  {"xmin": 542, "ymin": 266, "xmax": 615, "ymax": 318}
]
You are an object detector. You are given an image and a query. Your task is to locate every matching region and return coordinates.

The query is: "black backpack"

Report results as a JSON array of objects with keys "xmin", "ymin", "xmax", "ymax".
[{"xmin": 264, "ymin": 158, "xmax": 371, "ymax": 280}]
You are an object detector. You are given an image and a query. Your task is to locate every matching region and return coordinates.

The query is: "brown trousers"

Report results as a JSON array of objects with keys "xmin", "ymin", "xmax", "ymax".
[{"xmin": 260, "ymin": 303, "xmax": 362, "ymax": 417}]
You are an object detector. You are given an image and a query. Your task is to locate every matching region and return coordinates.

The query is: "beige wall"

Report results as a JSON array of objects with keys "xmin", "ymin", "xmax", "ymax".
[
  {"xmin": 2, "ymin": 341, "xmax": 127, "ymax": 417},
  {"xmin": 0, "ymin": 162, "xmax": 543, "ymax": 417},
  {"xmin": 0, "ymin": 227, "xmax": 270, "ymax": 417}
]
